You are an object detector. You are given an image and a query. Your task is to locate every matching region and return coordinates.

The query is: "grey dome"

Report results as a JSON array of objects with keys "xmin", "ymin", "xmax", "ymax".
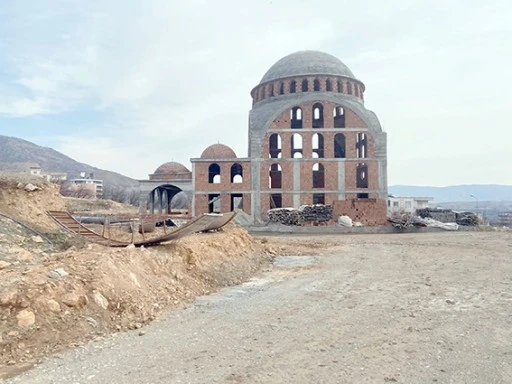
[{"xmin": 260, "ymin": 50, "xmax": 355, "ymax": 84}]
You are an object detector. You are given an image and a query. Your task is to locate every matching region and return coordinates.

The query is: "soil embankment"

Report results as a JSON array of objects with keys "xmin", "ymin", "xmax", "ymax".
[{"xmin": 0, "ymin": 174, "xmax": 272, "ymax": 379}]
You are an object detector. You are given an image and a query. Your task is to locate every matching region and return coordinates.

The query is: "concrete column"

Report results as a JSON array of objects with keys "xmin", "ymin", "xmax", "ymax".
[
  {"xmin": 156, "ymin": 189, "xmax": 162, "ymax": 214},
  {"xmin": 149, "ymin": 191, "xmax": 154, "ymax": 214},
  {"xmin": 162, "ymin": 189, "xmax": 168, "ymax": 214},
  {"xmin": 337, "ymin": 161, "xmax": 346, "ymax": 200},
  {"xmin": 251, "ymin": 159, "xmax": 261, "ymax": 223},
  {"xmin": 293, "ymin": 160, "xmax": 301, "ymax": 207}
]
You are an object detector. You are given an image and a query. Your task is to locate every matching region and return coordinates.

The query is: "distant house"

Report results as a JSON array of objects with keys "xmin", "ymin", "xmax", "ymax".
[
  {"xmin": 69, "ymin": 172, "xmax": 103, "ymax": 198},
  {"xmin": 29, "ymin": 165, "xmax": 67, "ymax": 183},
  {"xmin": 387, "ymin": 196, "xmax": 433, "ymax": 214},
  {"xmin": 498, "ymin": 212, "xmax": 512, "ymax": 227}
]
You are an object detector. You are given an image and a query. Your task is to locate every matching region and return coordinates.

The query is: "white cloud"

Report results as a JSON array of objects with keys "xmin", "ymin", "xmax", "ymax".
[{"xmin": 1, "ymin": 0, "xmax": 512, "ymax": 185}]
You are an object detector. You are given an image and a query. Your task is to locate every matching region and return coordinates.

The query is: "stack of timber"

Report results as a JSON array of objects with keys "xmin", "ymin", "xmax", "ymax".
[
  {"xmin": 268, "ymin": 208, "xmax": 303, "ymax": 226},
  {"xmin": 299, "ymin": 204, "xmax": 333, "ymax": 223},
  {"xmin": 455, "ymin": 211, "xmax": 479, "ymax": 226},
  {"xmin": 268, "ymin": 205, "xmax": 333, "ymax": 226}
]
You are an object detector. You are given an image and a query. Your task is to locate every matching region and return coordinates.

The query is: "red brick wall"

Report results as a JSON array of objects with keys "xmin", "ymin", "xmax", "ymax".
[
  {"xmin": 333, "ymin": 199, "xmax": 388, "ymax": 226},
  {"xmin": 194, "ymin": 159, "xmax": 251, "ymax": 215}
]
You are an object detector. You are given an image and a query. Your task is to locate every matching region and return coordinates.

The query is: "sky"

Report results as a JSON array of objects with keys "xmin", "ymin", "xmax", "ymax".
[{"xmin": 0, "ymin": 0, "xmax": 511, "ymax": 186}]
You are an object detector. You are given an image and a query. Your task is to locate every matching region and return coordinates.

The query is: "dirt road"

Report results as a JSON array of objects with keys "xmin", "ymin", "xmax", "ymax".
[{"xmin": 6, "ymin": 232, "xmax": 512, "ymax": 383}]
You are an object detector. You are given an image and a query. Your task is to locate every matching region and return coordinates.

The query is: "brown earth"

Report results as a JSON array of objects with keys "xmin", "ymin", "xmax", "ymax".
[{"xmin": 0, "ymin": 174, "xmax": 273, "ymax": 379}]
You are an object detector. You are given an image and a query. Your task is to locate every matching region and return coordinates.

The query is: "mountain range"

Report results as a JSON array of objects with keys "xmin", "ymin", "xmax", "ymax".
[{"xmin": 0, "ymin": 135, "xmax": 137, "ymax": 187}]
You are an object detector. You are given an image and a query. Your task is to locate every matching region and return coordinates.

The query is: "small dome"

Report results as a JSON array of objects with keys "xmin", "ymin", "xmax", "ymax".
[
  {"xmin": 200, "ymin": 143, "xmax": 237, "ymax": 159},
  {"xmin": 260, "ymin": 50, "xmax": 355, "ymax": 84},
  {"xmin": 150, "ymin": 162, "xmax": 191, "ymax": 180}
]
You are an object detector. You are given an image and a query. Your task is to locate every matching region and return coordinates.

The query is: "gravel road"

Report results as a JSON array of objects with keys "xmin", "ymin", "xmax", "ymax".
[{"xmin": 6, "ymin": 232, "xmax": 512, "ymax": 384}]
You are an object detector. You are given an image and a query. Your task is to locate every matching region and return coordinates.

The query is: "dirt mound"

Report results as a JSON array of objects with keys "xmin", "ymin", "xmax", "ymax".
[
  {"xmin": 0, "ymin": 174, "xmax": 273, "ymax": 379},
  {"xmin": 0, "ymin": 223, "xmax": 271, "ymax": 378},
  {"xmin": 0, "ymin": 173, "xmax": 66, "ymax": 231}
]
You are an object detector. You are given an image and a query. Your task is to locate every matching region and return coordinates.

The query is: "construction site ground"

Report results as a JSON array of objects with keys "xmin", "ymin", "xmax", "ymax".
[{"xmin": 1, "ymin": 174, "xmax": 512, "ymax": 383}]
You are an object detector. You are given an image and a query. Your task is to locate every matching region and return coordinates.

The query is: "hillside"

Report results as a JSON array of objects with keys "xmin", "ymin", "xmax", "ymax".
[
  {"xmin": 0, "ymin": 135, "xmax": 137, "ymax": 188},
  {"xmin": 389, "ymin": 184, "xmax": 512, "ymax": 203}
]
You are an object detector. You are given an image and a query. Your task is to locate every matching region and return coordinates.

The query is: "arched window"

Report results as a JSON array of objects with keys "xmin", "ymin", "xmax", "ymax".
[
  {"xmin": 231, "ymin": 163, "xmax": 243, "ymax": 183},
  {"xmin": 313, "ymin": 78, "xmax": 320, "ymax": 91},
  {"xmin": 354, "ymin": 85, "xmax": 359, "ymax": 97},
  {"xmin": 333, "ymin": 106, "xmax": 345, "ymax": 128},
  {"xmin": 326, "ymin": 79, "xmax": 332, "ymax": 92},
  {"xmin": 291, "ymin": 107, "xmax": 303, "ymax": 129},
  {"xmin": 208, "ymin": 163, "xmax": 221, "ymax": 184},
  {"xmin": 356, "ymin": 133, "xmax": 367, "ymax": 158},
  {"xmin": 269, "ymin": 84, "xmax": 275, "ymax": 97},
  {"xmin": 312, "ymin": 103, "xmax": 324, "ymax": 128},
  {"xmin": 290, "ymin": 80, "xmax": 296, "ymax": 93},
  {"xmin": 260, "ymin": 86, "xmax": 266, "ymax": 100},
  {"xmin": 312, "ymin": 133, "xmax": 324, "ymax": 158},
  {"xmin": 291, "ymin": 133, "xmax": 303, "ymax": 158},
  {"xmin": 269, "ymin": 133, "xmax": 282, "ymax": 158},
  {"xmin": 301, "ymin": 79, "xmax": 308, "ymax": 92},
  {"xmin": 334, "ymin": 133, "xmax": 346, "ymax": 158},
  {"xmin": 269, "ymin": 164, "xmax": 282, "ymax": 189},
  {"xmin": 279, "ymin": 82, "xmax": 285, "ymax": 95},
  {"xmin": 356, "ymin": 163, "xmax": 368, "ymax": 188},
  {"xmin": 312, "ymin": 163, "xmax": 325, "ymax": 188},
  {"xmin": 347, "ymin": 82, "xmax": 352, "ymax": 95},
  {"xmin": 337, "ymin": 80, "xmax": 343, "ymax": 93}
]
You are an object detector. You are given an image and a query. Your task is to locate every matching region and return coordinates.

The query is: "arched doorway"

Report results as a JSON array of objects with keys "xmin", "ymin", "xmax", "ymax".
[{"xmin": 148, "ymin": 184, "xmax": 189, "ymax": 214}]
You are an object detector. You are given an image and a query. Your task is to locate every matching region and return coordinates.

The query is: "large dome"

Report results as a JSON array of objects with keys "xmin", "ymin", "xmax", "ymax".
[
  {"xmin": 150, "ymin": 161, "xmax": 192, "ymax": 180},
  {"xmin": 260, "ymin": 50, "xmax": 355, "ymax": 84},
  {"xmin": 200, "ymin": 143, "xmax": 237, "ymax": 159}
]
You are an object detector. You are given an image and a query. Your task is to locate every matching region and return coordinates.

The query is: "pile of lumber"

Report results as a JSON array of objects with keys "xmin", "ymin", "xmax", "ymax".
[
  {"xmin": 268, "ymin": 208, "xmax": 303, "ymax": 226},
  {"xmin": 268, "ymin": 205, "xmax": 333, "ymax": 226},
  {"xmin": 455, "ymin": 212, "xmax": 479, "ymax": 226},
  {"xmin": 299, "ymin": 204, "xmax": 333, "ymax": 223}
]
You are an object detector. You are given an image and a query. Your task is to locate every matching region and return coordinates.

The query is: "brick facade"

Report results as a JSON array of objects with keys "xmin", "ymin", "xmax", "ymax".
[{"xmin": 142, "ymin": 51, "xmax": 388, "ymax": 226}]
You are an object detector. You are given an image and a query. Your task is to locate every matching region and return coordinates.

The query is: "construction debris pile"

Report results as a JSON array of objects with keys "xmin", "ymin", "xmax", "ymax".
[
  {"xmin": 417, "ymin": 208, "xmax": 480, "ymax": 226},
  {"xmin": 268, "ymin": 205, "xmax": 333, "ymax": 226},
  {"xmin": 390, "ymin": 208, "xmax": 480, "ymax": 230}
]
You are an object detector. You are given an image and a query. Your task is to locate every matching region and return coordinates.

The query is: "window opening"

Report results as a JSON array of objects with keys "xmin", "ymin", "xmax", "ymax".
[
  {"xmin": 231, "ymin": 194, "xmax": 243, "ymax": 211},
  {"xmin": 301, "ymin": 79, "xmax": 308, "ymax": 92},
  {"xmin": 326, "ymin": 79, "xmax": 332, "ymax": 92},
  {"xmin": 269, "ymin": 164, "xmax": 282, "ymax": 189},
  {"xmin": 208, "ymin": 194, "xmax": 221, "ymax": 213},
  {"xmin": 312, "ymin": 103, "xmax": 324, "ymax": 128},
  {"xmin": 312, "ymin": 163, "xmax": 325, "ymax": 188},
  {"xmin": 313, "ymin": 193, "xmax": 325, "ymax": 205},
  {"xmin": 270, "ymin": 193, "xmax": 282, "ymax": 209},
  {"xmin": 231, "ymin": 163, "xmax": 243, "ymax": 183},
  {"xmin": 291, "ymin": 107, "xmax": 303, "ymax": 129},
  {"xmin": 313, "ymin": 78, "xmax": 320, "ymax": 91},
  {"xmin": 312, "ymin": 133, "xmax": 324, "ymax": 158},
  {"xmin": 208, "ymin": 163, "xmax": 221, "ymax": 184},
  {"xmin": 334, "ymin": 133, "xmax": 346, "ymax": 158},
  {"xmin": 291, "ymin": 133, "xmax": 303, "ymax": 158},
  {"xmin": 290, "ymin": 81, "xmax": 296, "ymax": 93},
  {"xmin": 333, "ymin": 106, "xmax": 345, "ymax": 128},
  {"xmin": 356, "ymin": 163, "xmax": 368, "ymax": 188},
  {"xmin": 356, "ymin": 132, "xmax": 367, "ymax": 158},
  {"xmin": 269, "ymin": 133, "xmax": 282, "ymax": 158}
]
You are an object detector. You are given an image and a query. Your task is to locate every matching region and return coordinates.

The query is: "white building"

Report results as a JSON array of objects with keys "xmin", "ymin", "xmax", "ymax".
[
  {"xmin": 387, "ymin": 196, "xmax": 433, "ymax": 214},
  {"xmin": 69, "ymin": 172, "xmax": 104, "ymax": 198},
  {"xmin": 29, "ymin": 165, "xmax": 67, "ymax": 182}
]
